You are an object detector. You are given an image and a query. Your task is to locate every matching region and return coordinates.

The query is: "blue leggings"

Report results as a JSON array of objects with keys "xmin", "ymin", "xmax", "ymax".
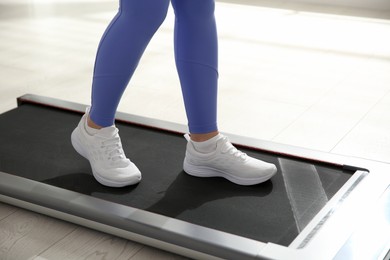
[{"xmin": 90, "ymin": 0, "xmax": 218, "ymax": 134}]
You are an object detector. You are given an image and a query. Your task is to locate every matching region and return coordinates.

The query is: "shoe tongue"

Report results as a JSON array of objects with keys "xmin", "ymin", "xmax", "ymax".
[{"xmin": 95, "ymin": 126, "xmax": 118, "ymax": 138}]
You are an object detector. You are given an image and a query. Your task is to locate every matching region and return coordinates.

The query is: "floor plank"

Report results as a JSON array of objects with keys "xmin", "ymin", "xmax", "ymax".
[
  {"xmin": 36, "ymin": 226, "xmax": 144, "ymax": 260},
  {"xmin": 0, "ymin": 202, "xmax": 18, "ymax": 221},
  {"xmin": 131, "ymin": 246, "xmax": 190, "ymax": 260},
  {"xmin": 0, "ymin": 209, "xmax": 76, "ymax": 260}
]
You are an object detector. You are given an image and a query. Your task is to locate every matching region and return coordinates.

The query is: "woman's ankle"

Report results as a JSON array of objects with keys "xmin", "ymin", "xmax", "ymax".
[
  {"xmin": 87, "ymin": 116, "xmax": 103, "ymax": 130},
  {"xmin": 190, "ymin": 131, "xmax": 219, "ymax": 142}
]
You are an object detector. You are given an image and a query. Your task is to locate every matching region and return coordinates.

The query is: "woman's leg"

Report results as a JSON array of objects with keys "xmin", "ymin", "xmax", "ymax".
[
  {"xmin": 89, "ymin": 0, "xmax": 170, "ymax": 127},
  {"xmin": 173, "ymin": 0, "xmax": 277, "ymax": 185},
  {"xmin": 71, "ymin": 0, "xmax": 170, "ymax": 187},
  {"xmin": 171, "ymin": 0, "xmax": 219, "ymax": 140}
]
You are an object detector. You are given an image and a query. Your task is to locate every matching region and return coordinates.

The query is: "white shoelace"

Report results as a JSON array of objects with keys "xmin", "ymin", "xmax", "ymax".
[
  {"xmin": 101, "ymin": 137, "xmax": 125, "ymax": 161},
  {"xmin": 220, "ymin": 137, "xmax": 247, "ymax": 160}
]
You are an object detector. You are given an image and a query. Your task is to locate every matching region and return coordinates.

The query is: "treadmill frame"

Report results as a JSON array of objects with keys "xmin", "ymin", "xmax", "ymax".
[{"xmin": 0, "ymin": 94, "xmax": 389, "ymax": 260}]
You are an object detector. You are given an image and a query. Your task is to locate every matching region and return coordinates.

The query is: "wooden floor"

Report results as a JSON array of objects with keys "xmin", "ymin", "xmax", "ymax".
[
  {"xmin": 0, "ymin": 202, "xmax": 188, "ymax": 260},
  {"xmin": 1, "ymin": 0, "xmax": 389, "ymax": 259}
]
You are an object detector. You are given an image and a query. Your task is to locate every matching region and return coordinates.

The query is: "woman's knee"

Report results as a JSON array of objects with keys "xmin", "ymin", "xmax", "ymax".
[
  {"xmin": 171, "ymin": 0, "xmax": 215, "ymax": 20},
  {"xmin": 120, "ymin": 0, "xmax": 170, "ymax": 30}
]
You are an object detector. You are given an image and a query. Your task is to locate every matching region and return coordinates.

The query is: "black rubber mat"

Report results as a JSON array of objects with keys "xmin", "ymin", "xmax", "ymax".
[{"xmin": 0, "ymin": 103, "xmax": 353, "ymax": 246}]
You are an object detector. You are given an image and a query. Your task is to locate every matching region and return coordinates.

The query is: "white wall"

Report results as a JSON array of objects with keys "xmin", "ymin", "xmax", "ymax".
[
  {"xmin": 287, "ymin": 0, "xmax": 390, "ymax": 11},
  {"xmin": 219, "ymin": 0, "xmax": 390, "ymax": 13}
]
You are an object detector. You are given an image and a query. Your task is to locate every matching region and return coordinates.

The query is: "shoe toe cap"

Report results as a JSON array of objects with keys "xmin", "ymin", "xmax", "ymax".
[
  {"xmin": 115, "ymin": 164, "xmax": 142, "ymax": 183},
  {"xmin": 93, "ymin": 163, "xmax": 141, "ymax": 187},
  {"xmin": 247, "ymin": 159, "xmax": 277, "ymax": 178}
]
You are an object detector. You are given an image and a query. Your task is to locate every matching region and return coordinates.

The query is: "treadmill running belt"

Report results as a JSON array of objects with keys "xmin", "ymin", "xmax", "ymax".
[{"xmin": 0, "ymin": 103, "xmax": 353, "ymax": 246}]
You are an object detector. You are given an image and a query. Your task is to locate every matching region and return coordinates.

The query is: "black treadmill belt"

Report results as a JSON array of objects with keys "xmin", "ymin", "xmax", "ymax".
[{"xmin": 0, "ymin": 103, "xmax": 353, "ymax": 246}]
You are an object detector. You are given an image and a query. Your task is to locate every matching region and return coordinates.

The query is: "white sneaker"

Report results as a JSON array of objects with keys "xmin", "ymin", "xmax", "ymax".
[
  {"xmin": 183, "ymin": 134, "xmax": 277, "ymax": 185},
  {"xmin": 71, "ymin": 108, "xmax": 141, "ymax": 187}
]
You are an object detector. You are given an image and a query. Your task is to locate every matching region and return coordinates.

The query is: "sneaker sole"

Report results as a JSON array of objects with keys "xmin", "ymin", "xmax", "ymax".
[
  {"xmin": 183, "ymin": 159, "xmax": 276, "ymax": 186},
  {"xmin": 71, "ymin": 128, "xmax": 141, "ymax": 187}
]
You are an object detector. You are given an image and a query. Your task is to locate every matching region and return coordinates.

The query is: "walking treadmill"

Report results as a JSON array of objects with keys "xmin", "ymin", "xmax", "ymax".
[{"xmin": 0, "ymin": 94, "xmax": 389, "ymax": 260}]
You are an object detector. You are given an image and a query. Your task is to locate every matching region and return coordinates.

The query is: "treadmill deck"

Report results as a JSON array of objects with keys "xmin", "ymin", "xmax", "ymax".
[{"xmin": 0, "ymin": 94, "xmax": 388, "ymax": 260}]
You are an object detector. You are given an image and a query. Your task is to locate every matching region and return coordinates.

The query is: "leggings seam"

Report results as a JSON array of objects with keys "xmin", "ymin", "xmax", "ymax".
[
  {"xmin": 93, "ymin": 4, "xmax": 123, "ymax": 75},
  {"xmin": 176, "ymin": 59, "xmax": 219, "ymax": 76}
]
